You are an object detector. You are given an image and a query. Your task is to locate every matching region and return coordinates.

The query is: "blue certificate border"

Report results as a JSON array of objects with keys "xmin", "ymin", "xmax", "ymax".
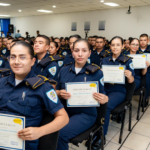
[
  {"xmin": 0, "ymin": 113, "xmax": 25, "ymax": 150},
  {"xmin": 102, "ymin": 65, "xmax": 126, "ymax": 84},
  {"xmin": 128, "ymin": 54, "xmax": 147, "ymax": 69},
  {"xmin": 65, "ymin": 81, "xmax": 100, "ymax": 107}
]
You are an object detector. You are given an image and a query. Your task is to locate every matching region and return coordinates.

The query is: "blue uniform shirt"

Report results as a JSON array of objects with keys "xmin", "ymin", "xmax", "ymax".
[
  {"xmin": 56, "ymin": 62, "xmax": 105, "ymax": 117},
  {"xmin": 0, "ymin": 48, "xmax": 10, "ymax": 57},
  {"xmin": 63, "ymin": 53, "xmax": 74, "ymax": 65},
  {"xmin": 59, "ymin": 48, "xmax": 71, "ymax": 56},
  {"xmin": 32, "ymin": 53, "xmax": 59, "ymax": 81},
  {"xmin": 0, "ymin": 70, "xmax": 63, "ymax": 150},
  {"xmin": 102, "ymin": 53, "xmax": 135, "ymax": 94}
]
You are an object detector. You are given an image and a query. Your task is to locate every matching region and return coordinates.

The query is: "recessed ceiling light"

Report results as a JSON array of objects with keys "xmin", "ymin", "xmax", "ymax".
[
  {"xmin": 0, "ymin": 15, "xmax": 10, "ymax": 17},
  {"xmin": 37, "ymin": 10, "xmax": 53, "ymax": 13},
  {"xmin": 18, "ymin": 10, "xmax": 22, "ymax": 12},
  {"xmin": 104, "ymin": 2, "xmax": 119, "ymax": 6},
  {"xmin": 53, "ymin": 5, "xmax": 56, "ymax": 8},
  {"xmin": 100, "ymin": 0, "xmax": 104, "ymax": 2},
  {"xmin": 0, "ymin": 3, "xmax": 10, "ymax": 6}
]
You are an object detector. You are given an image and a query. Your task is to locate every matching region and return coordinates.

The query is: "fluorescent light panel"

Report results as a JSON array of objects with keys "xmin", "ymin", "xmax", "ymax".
[
  {"xmin": 37, "ymin": 10, "xmax": 52, "ymax": 13},
  {"xmin": 0, "ymin": 15, "xmax": 10, "ymax": 17},
  {"xmin": 53, "ymin": 5, "xmax": 56, "ymax": 8},
  {"xmin": 0, "ymin": 3, "xmax": 10, "ymax": 6},
  {"xmin": 104, "ymin": 2, "xmax": 119, "ymax": 6}
]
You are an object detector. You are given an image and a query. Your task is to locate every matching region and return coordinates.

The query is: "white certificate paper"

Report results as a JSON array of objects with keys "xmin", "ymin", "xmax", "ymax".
[
  {"xmin": 65, "ymin": 81, "xmax": 99, "ymax": 107},
  {"xmin": 144, "ymin": 53, "xmax": 150, "ymax": 63},
  {"xmin": 102, "ymin": 65, "xmax": 125, "ymax": 84},
  {"xmin": 128, "ymin": 54, "xmax": 147, "ymax": 69},
  {"xmin": 0, "ymin": 113, "xmax": 25, "ymax": 150}
]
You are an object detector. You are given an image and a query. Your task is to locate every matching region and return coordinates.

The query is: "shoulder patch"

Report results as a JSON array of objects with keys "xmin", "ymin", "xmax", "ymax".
[
  {"xmin": 58, "ymin": 61, "xmax": 63, "ymax": 67},
  {"xmin": 87, "ymin": 58, "xmax": 91, "ymax": 64},
  {"xmin": 48, "ymin": 66, "xmax": 57, "ymax": 76},
  {"xmin": 46, "ymin": 89, "xmax": 58, "ymax": 104},
  {"xmin": 62, "ymin": 51, "xmax": 67, "ymax": 56},
  {"xmin": 2, "ymin": 49, "xmax": 6, "ymax": 54},
  {"xmin": 129, "ymin": 62, "xmax": 134, "ymax": 70},
  {"xmin": 100, "ymin": 76, "xmax": 104, "ymax": 86},
  {"xmin": 0, "ymin": 60, "xmax": 3, "ymax": 66},
  {"xmin": 86, "ymin": 64, "xmax": 100, "ymax": 73}
]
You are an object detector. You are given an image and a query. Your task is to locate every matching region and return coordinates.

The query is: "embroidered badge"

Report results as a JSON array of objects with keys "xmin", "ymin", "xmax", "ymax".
[
  {"xmin": 46, "ymin": 89, "xmax": 58, "ymax": 103},
  {"xmin": 58, "ymin": 61, "xmax": 63, "ymax": 67},
  {"xmin": 48, "ymin": 66, "xmax": 57, "ymax": 76},
  {"xmin": 62, "ymin": 51, "xmax": 67, "ymax": 56},
  {"xmin": 100, "ymin": 76, "xmax": 104, "ymax": 86},
  {"xmin": 2, "ymin": 49, "xmax": 6, "ymax": 54},
  {"xmin": 0, "ymin": 60, "xmax": 3, "ymax": 66},
  {"xmin": 129, "ymin": 62, "xmax": 134, "ymax": 70},
  {"xmin": 87, "ymin": 58, "xmax": 91, "ymax": 64}
]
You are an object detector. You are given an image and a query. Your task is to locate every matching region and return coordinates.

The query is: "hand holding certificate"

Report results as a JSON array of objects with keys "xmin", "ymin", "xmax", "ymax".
[
  {"xmin": 128, "ymin": 54, "xmax": 147, "ymax": 69},
  {"xmin": 102, "ymin": 65, "xmax": 125, "ymax": 84},
  {"xmin": 66, "ymin": 81, "xmax": 99, "ymax": 107},
  {"xmin": 0, "ymin": 113, "xmax": 25, "ymax": 150}
]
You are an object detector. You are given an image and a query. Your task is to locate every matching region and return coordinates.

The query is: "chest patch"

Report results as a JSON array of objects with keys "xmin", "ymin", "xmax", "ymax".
[
  {"xmin": 46, "ymin": 89, "xmax": 58, "ymax": 104},
  {"xmin": 2, "ymin": 49, "xmax": 6, "ymax": 54},
  {"xmin": 129, "ymin": 62, "xmax": 134, "ymax": 70},
  {"xmin": 48, "ymin": 66, "xmax": 57, "ymax": 76},
  {"xmin": 58, "ymin": 61, "xmax": 63, "ymax": 67},
  {"xmin": 100, "ymin": 76, "xmax": 104, "ymax": 86},
  {"xmin": 87, "ymin": 58, "xmax": 91, "ymax": 64},
  {"xmin": 0, "ymin": 60, "xmax": 3, "ymax": 66},
  {"xmin": 62, "ymin": 51, "xmax": 67, "ymax": 56}
]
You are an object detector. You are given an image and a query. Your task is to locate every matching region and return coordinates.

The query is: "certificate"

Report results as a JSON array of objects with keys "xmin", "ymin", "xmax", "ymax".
[
  {"xmin": 102, "ymin": 65, "xmax": 125, "ymax": 84},
  {"xmin": 0, "ymin": 113, "xmax": 25, "ymax": 150},
  {"xmin": 65, "ymin": 81, "xmax": 99, "ymax": 107},
  {"xmin": 144, "ymin": 53, "xmax": 150, "ymax": 63},
  {"xmin": 128, "ymin": 54, "xmax": 147, "ymax": 69}
]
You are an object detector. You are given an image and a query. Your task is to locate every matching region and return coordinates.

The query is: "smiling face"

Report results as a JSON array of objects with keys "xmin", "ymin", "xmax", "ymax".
[
  {"xmin": 72, "ymin": 41, "xmax": 91, "ymax": 65},
  {"xmin": 10, "ymin": 45, "xmax": 35, "ymax": 77},
  {"xmin": 110, "ymin": 38, "xmax": 123, "ymax": 55},
  {"xmin": 130, "ymin": 39, "xmax": 139, "ymax": 53}
]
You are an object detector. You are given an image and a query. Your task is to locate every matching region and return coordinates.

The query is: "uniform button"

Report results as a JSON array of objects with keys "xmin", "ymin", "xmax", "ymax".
[{"xmin": 9, "ymin": 100, "xmax": 11, "ymax": 102}]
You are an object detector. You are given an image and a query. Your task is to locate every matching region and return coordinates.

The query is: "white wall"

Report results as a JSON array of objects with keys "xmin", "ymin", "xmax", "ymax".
[{"xmin": 11, "ymin": 6, "xmax": 150, "ymax": 40}]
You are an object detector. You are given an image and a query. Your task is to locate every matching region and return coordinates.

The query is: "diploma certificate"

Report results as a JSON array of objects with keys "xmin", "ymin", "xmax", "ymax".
[
  {"xmin": 66, "ymin": 81, "xmax": 99, "ymax": 107},
  {"xmin": 128, "ymin": 54, "xmax": 147, "ymax": 69},
  {"xmin": 144, "ymin": 53, "xmax": 150, "ymax": 63},
  {"xmin": 0, "ymin": 113, "xmax": 25, "ymax": 150},
  {"xmin": 102, "ymin": 65, "xmax": 125, "ymax": 84}
]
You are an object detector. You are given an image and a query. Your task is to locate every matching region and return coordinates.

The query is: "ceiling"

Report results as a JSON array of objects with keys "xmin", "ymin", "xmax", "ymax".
[{"xmin": 0, "ymin": 0, "xmax": 150, "ymax": 18}]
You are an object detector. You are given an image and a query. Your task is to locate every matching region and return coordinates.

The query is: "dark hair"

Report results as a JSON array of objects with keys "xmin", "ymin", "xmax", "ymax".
[
  {"xmin": 50, "ymin": 41, "xmax": 58, "ymax": 48},
  {"xmin": 50, "ymin": 36, "xmax": 54, "ymax": 41},
  {"xmin": 60, "ymin": 38, "xmax": 65, "ymax": 42},
  {"xmin": 36, "ymin": 35, "xmax": 50, "ymax": 45},
  {"xmin": 129, "ymin": 38, "xmax": 139, "ymax": 44},
  {"xmin": 65, "ymin": 37, "xmax": 69, "ymax": 41},
  {"xmin": 110, "ymin": 36, "xmax": 124, "ymax": 45},
  {"xmin": 92, "ymin": 35, "xmax": 98, "ymax": 38},
  {"xmin": 17, "ymin": 30, "xmax": 20, "ymax": 32},
  {"xmin": 11, "ymin": 41, "xmax": 34, "ymax": 58},
  {"xmin": 73, "ymin": 38, "xmax": 90, "ymax": 50},
  {"xmin": 8, "ymin": 38, "xmax": 14, "ymax": 41},
  {"xmin": 54, "ymin": 37, "xmax": 60, "ymax": 41},
  {"xmin": 12, "ymin": 39, "xmax": 20, "ymax": 43},
  {"xmin": 0, "ymin": 37, "xmax": 3, "ymax": 41},
  {"xmin": 69, "ymin": 34, "xmax": 81, "ymax": 41},
  {"xmin": 140, "ymin": 34, "xmax": 148, "ymax": 39},
  {"xmin": 26, "ymin": 32, "xmax": 29, "ymax": 35},
  {"xmin": 96, "ymin": 36, "xmax": 105, "ymax": 41},
  {"xmin": 25, "ymin": 39, "xmax": 34, "ymax": 46}
]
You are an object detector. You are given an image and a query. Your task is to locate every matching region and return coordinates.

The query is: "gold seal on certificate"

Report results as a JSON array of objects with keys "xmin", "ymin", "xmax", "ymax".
[
  {"xmin": 0, "ymin": 113, "xmax": 25, "ymax": 150},
  {"xmin": 144, "ymin": 53, "xmax": 150, "ymax": 63},
  {"xmin": 128, "ymin": 54, "xmax": 147, "ymax": 69},
  {"xmin": 65, "ymin": 81, "xmax": 99, "ymax": 107},
  {"xmin": 102, "ymin": 65, "xmax": 125, "ymax": 84}
]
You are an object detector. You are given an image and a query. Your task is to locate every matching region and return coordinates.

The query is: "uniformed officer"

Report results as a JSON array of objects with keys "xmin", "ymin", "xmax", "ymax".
[
  {"xmin": 139, "ymin": 34, "xmax": 150, "ymax": 103},
  {"xmin": 49, "ymin": 41, "xmax": 64, "ymax": 68},
  {"xmin": 63, "ymin": 35, "xmax": 81, "ymax": 65},
  {"xmin": 2, "ymin": 37, "xmax": 8, "ymax": 47},
  {"xmin": 91, "ymin": 36, "xmax": 135, "ymax": 150},
  {"xmin": 25, "ymin": 38, "xmax": 34, "ymax": 47},
  {"xmin": 90, "ymin": 37, "xmax": 111, "ymax": 67},
  {"xmin": 0, "ymin": 37, "xmax": 6, "ymax": 53},
  {"xmin": 90, "ymin": 36, "xmax": 98, "ymax": 51},
  {"xmin": 127, "ymin": 38, "xmax": 149, "ymax": 90},
  {"xmin": 33, "ymin": 35, "xmax": 59, "ymax": 81},
  {"xmin": 0, "ymin": 41, "xmax": 69, "ymax": 150},
  {"xmin": 0, "ymin": 68, "xmax": 11, "ymax": 78},
  {"xmin": 56, "ymin": 39, "xmax": 108, "ymax": 150}
]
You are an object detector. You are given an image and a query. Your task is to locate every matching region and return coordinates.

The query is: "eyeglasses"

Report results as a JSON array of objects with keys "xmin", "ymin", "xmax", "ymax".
[
  {"xmin": 131, "ymin": 44, "xmax": 139, "ymax": 47},
  {"xmin": 8, "ymin": 56, "xmax": 32, "ymax": 61}
]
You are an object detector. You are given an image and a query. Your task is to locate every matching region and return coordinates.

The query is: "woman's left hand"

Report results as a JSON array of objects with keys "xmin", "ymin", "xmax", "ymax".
[
  {"xmin": 124, "ymin": 70, "xmax": 132, "ymax": 79},
  {"xmin": 146, "ymin": 61, "xmax": 149, "ymax": 68},
  {"xmin": 93, "ymin": 93, "xmax": 108, "ymax": 104}
]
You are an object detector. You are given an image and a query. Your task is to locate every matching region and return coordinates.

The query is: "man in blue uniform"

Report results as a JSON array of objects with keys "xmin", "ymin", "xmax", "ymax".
[
  {"xmin": 90, "ymin": 37, "xmax": 111, "ymax": 66},
  {"xmin": 139, "ymin": 34, "xmax": 150, "ymax": 104},
  {"xmin": 90, "ymin": 36, "xmax": 98, "ymax": 52},
  {"xmin": 33, "ymin": 35, "xmax": 59, "ymax": 81}
]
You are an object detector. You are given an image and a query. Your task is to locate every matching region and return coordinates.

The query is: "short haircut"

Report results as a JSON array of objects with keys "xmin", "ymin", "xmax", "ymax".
[
  {"xmin": 92, "ymin": 35, "xmax": 98, "ymax": 38},
  {"xmin": 11, "ymin": 41, "xmax": 34, "ymax": 58},
  {"xmin": 12, "ymin": 39, "xmax": 21, "ymax": 43},
  {"xmin": 96, "ymin": 36, "xmax": 104, "ymax": 41},
  {"xmin": 8, "ymin": 38, "xmax": 14, "ymax": 41},
  {"xmin": 36, "ymin": 35, "xmax": 50, "ymax": 45},
  {"xmin": 140, "ymin": 34, "xmax": 148, "ymax": 39},
  {"xmin": 54, "ymin": 37, "xmax": 60, "ymax": 41},
  {"xmin": 17, "ymin": 30, "xmax": 20, "ymax": 32},
  {"xmin": 73, "ymin": 38, "xmax": 90, "ymax": 50},
  {"xmin": 0, "ymin": 37, "xmax": 3, "ymax": 41},
  {"xmin": 69, "ymin": 34, "xmax": 81, "ymax": 41},
  {"xmin": 25, "ymin": 39, "xmax": 34, "ymax": 46}
]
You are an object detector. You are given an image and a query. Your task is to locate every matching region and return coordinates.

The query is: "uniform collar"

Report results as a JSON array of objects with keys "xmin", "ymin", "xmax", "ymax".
[
  {"xmin": 35, "ymin": 53, "xmax": 49, "ymax": 63},
  {"xmin": 70, "ymin": 62, "xmax": 89, "ymax": 74},
  {"xmin": 109, "ymin": 53, "xmax": 123, "ymax": 61},
  {"xmin": 7, "ymin": 70, "xmax": 36, "ymax": 87},
  {"xmin": 95, "ymin": 48, "xmax": 105, "ymax": 54},
  {"xmin": 139, "ymin": 46, "xmax": 150, "ymax": 52}
]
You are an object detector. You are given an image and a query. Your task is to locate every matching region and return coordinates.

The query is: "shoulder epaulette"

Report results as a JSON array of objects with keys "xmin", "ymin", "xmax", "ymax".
[
  {"xmin": 0, "ymin": 55, "xmax": 7, "ymax": 60},
  {"xmin": 39, "ymin": 56, "xmax": 56, "ymax": 67},
  {"xmin": 118, "ymin": 55, "xmax": 130, "ymax": 63},
  {"xmin": 64, "ymin": 62, "xmax": 72, "ymax": 66},
  {"xmin": 0, "ymin": 68, "xmax": 11, "ymax": 77},
  {"xmin": 53, "ymin": 55, "xmax": 64, "ymax": 61},
  {"xmin": 101, "ymin": 50, "xmax": 111, "ymax": 58},
  {"xmin": 85, "ymin": 64, "xmax": 100, "ymax": 73},
  {"xmin": 26, "ymin": 75, "xmax": 57, "ymax": 89},
  {"xmin": 138, "ymin": 50, "xmax": 143, "ymax": 54}
]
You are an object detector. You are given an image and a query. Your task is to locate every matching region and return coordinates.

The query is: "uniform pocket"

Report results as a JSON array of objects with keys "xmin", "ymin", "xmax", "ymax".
[{"xmin": 18, "ymin": 98, "xmax": 38, "ymax": 117}]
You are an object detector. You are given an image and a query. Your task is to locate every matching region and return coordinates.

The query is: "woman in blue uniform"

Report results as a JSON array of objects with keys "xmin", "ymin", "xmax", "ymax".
[
  {"xmin": 92, "ymin": 36, "xmax": 135, "ymax": 150},
  {"xmin": 0, "ymin": 41, "xmax": 69, "ymax": 150},
  {"xmin": 48, "ymin": 41, "xmax": 64, "ymax": 68},
  {"xmin": 56, "ymin": 39, "xmax": 108, "ymax": 150},
  {"xmin": 127, "ymin": 38, "xmax": 149, "ymax": 90}
]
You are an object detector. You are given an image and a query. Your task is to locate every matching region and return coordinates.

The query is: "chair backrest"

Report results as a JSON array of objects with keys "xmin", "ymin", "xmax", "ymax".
[
  {"xmin": 95, "ymin": 103, "xmax": 107, "ymax": 126},
  {"xmin": 125, "ymin": 81, "xmax": 136, "ymax": 102},
  {"xmin": 38, "ymin": 110, "xmax": 59, "ymax": 150}
]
